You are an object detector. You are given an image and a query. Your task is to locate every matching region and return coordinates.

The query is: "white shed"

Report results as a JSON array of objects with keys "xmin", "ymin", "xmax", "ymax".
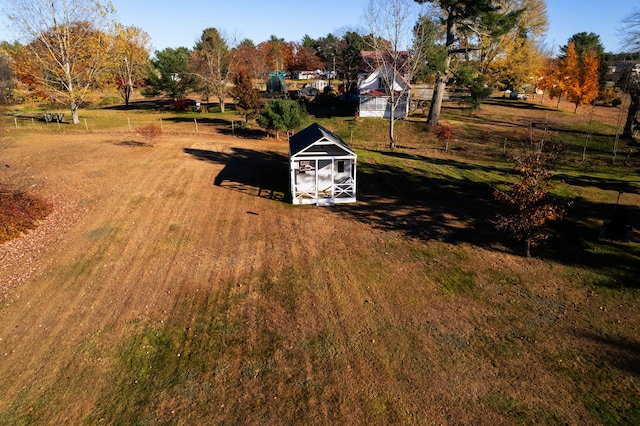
[{"xmin": 289, "ymin": 123, "xmax": 357, "ymax": 206}]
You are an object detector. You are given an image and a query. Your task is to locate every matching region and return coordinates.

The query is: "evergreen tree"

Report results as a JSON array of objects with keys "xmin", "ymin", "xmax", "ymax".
[{"xmin": 257, "ymin": 99, "xmax": 307, "ymax": 138}]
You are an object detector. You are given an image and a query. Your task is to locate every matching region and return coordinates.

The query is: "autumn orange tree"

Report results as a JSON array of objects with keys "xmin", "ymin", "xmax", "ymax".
[
  {"xmin": 6, "ymin": 0, "xmax": 116, "ymax": 124},
  {"xmin": 257, "ymin": 36, "xmax": 294, "ymax": 72},
  {"xmin": 564, "ymin": 42, "xmax": 600, "ymax": 112},
  {"xmin": 494, "ymin": 142, "xmax": 570, "ymax": 257},
  {"xmin": 535, "ymin": 56, "xmax": 560, "ymax": 102}
]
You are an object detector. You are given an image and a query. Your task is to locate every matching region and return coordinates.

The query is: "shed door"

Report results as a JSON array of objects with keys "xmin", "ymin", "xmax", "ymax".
[{"xmin": 317, "ymin": 159, "xmax": 333, "ymax": 193}]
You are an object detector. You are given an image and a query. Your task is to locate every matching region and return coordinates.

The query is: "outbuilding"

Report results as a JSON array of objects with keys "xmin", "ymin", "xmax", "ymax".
[{"xmin": 289, "ymin": 123, "xmax": 357, "ymax": 205}]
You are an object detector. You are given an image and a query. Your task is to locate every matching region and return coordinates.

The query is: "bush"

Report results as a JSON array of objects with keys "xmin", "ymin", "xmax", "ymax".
[
  {"xmin": 174, "ymin": 99, "xmax": 189, "ymax": 111},
  {"xmin": 436, "ymin": 123, "xmax": 454, "ymax": 152},
  {"xmin": 598, "ymin": 88, "xmax": 622, "ymax": 107},
  {"xmin": 136, "ymin": 124, "xmax": 163, "ymax": 147}
]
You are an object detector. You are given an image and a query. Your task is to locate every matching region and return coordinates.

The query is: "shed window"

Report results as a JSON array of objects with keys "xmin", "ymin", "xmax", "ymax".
[{"xmin": 337, "ymin": 160, "xmax": 345, "ymax": 173}]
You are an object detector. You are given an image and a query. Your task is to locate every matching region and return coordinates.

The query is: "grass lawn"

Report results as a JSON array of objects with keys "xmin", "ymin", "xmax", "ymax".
[{"xmin": 0, "ymin": 94, "xmax": 638, "ymax": 424}]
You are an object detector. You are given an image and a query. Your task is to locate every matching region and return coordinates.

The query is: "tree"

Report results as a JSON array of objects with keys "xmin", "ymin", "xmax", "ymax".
[
  {"xmin": 617, "ymin": 69, "xmax": 640, "ymax": 139},
  {"xmin": 146, "ymin": 47, "xmax": 194, "ymax": 99},
  {"xmin": 229, "ymin": 68, "xmax": 261, "ymax": 123},
  {"xmin": 112, "ymin": 25, "xmax": 151, "ymax": 106},
  {"xmin": 535, "ymin": 56, "xmax": 559, "ymax": 103},
  {"xmin": 619, "ymin": 8, "xmax": 640, "ymax": 138},
  {"xmin": 414, "ymin": 0, "xmax": 523, "ymax": 126},
  {"xmin": 621, "ymin": 6, "xmax": 640, "ymax": 53},
  {"xmin": 190, "ymin": 27, "xmax": 235, "ymax": 112},
  {"xmin": 257, "ymin": 35, "xmax": 293, "ymax": 72},
  {"xmin": 338, "ymin": 31, "xmax": 367, "ymax": 88},
  {"xmin": 257, "ymin": 99, "xmax": 307, "ymax": 138},
  {"xmin": 0, "ymin": 44, "xmax": 15, "ymax": 104},
  {"xmin": 560, "ymin": 31, "xmax": 607, "ymax": 90},
  {"xmin": 365, "ymin": 0, "xmax": 427, "ymax": 149},
  {"xmin": 232, "ymin": 39, "xmax": 266, "ymax": 80},
  {"xmin": 289, "ymin": 43, "xmax": 323, "ymax": 72},
  {"xmin": 478, "ymin": 0, "xmax": 548, "ymax": 91},
  {"xmin": 545, "ymin": 42, "xmax": 600, "ymax": 112},
  {"xmin": 413, "ymin": 14, "xmax": 447, "ymax": 83},
  {"xmin": 5, "ymin": 0, "xmax": 116, "ymax": 124},
  {"xmin": 494, "ymin": 144, "xmax": 570, "ymax": 257},
  {"xmin": 567, "ymin": 47, "xmax": 600, "ymax": 112}
]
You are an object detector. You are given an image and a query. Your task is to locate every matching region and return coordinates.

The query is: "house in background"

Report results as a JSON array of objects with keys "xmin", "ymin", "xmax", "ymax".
[
  {"xmin": 357, "ymin": 51, "xmax": 412, "ymax": 119},
  {"xmin": 289, "ymin": 123, "xmax": 357, "ymax": 206}
]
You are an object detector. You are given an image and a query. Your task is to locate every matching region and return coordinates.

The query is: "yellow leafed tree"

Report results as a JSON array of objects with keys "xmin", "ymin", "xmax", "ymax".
[
  {"xmin": 112, "ymin": 25, "xmax": 151, "ymax": 106},
  {"xmin": 7, "ymin": 0, "xmax": 116, "ymax": 124},
  {"xmin": 535, "ymin": 57, "xmax": 559, "ymax": 102},
  {"xmin": 479, "ymin": 0, "xmax": 548, "ymax": 90}
]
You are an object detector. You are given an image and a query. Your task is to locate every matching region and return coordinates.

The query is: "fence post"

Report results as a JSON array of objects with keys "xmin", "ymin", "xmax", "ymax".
[
  {"xmin": 127, "ymin": 117, "xmax": 131, "ymax": 132},
  {"xmin": 14, "ymin": 117, "xmax": 18, "ymax": 129},
  {"xmin": 194, "ymin": 118, "xmax": 198, "ymax": 134},
  {"xmin": 84, "ymin": 118, "xmax": 89, "ymax": 132}
]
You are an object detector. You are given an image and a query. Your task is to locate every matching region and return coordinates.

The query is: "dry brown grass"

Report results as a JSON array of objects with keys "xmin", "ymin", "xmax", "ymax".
[{"xmin": 0, "ymin": 99, "xmax": 638, "ymax": 424}]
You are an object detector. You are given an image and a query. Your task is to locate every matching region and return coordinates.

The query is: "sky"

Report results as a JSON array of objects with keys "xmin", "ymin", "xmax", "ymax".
[{"xmin": 0, "ymin": 0, "xmax": 638, "ymax": 54}]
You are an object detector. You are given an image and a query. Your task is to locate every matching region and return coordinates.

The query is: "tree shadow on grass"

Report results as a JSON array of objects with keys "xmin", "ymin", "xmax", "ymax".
[
  {"xmin": 540, "ymin": 195, "xmax": 640, "ymax": 289},
  {"xmin": 165, "ymin": 116, "xmax": 267, "ymax": 139},
  {"xmin": 336, "ymin": 151, "xmax": 502, "ymax": 247},
  {"xmin": 104, "ymin": 99, "xmax": 176, "ymax": 111},
  {"xmin": 184, "ymin": 144, "xmax": 639, "ymax": 287},
  {"xmin": 576, "ymin": 331, "xmax": 640, "ymax": 377},
  {"xmin": 337, "ymin": 150, "xmax": 639, "ymax": 289},
  {"xmin": 184, "ymin": 147, "xmax": 289, "ymax": 202}
]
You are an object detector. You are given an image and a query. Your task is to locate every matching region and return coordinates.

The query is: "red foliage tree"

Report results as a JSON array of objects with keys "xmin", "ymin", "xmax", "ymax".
[{"xmin": 494, "ymin": 146, "xmax": 571, "ymax": 257}]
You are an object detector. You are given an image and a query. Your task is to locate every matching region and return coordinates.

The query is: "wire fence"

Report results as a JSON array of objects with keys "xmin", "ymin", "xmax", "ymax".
[{"xmin": 7, "ymin": 113, "xmax": 246, "ymax": 137}]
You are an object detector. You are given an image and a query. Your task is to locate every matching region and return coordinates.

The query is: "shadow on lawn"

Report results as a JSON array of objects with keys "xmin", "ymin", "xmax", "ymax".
[
  {"xmin": 184, "ymin": 147, "xmax": 289, "ymax": 201},
  {"xmin": 343, "ymin": 150, "xmax": 639, "ymax": 288},
  {"xmin": 184, "ymin": 145, "xmax": 639, "ymax": 287},
  {"xmin": 337, "ymin": 150, "xmax": 503, "ymax": 247},
  {"xmin": 540, "ymin": 196, "xmax": 640, "ymax": 289},
  {"xmin": 577, "ymin": 331, "xmax": 640, "ymax": 377}
]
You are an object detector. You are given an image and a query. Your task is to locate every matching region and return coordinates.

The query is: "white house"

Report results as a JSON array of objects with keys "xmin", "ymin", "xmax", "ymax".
[
  {"xmin": 289, "ymin": 123, "xmax": 357, "ymax": 206},
  {"xmin": 357, "ymin": 51, "xmax": 412, "ymax": 119}
]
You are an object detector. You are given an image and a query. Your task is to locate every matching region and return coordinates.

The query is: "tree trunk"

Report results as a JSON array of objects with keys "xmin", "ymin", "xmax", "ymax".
[
  {"xmin": 427, "ymin": 75, "xmax": 447, "ymax": 126},
  {"xmin": 427, "ymin": 15, "xmax": 455, "ymax": 128},
  {"xmin": 124, "ymin": 84, "xmax": 131, "ymax": 106},
  {"xmin": 218, "ymin": 96, "xmax": 225, "ymax": 113},
  {"xmin": 623, "ymin": 91, "xmax": 640, "ymax": 138},
  {"xmin": 525, "ymin": 239, "xmax": 531, "ymax": 258},
  {"xmin": 71, "ymin": 102, "xmax": 79, "ymax": 125},
  {"xmin": 389, "ymin": 115, "xmax": 395, "ymax": 149}
]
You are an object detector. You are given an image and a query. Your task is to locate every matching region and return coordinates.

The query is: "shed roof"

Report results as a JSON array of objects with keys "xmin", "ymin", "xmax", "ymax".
[{"xmin": 289, "ymin": 123, "xmax": 356, "ymax": 158}]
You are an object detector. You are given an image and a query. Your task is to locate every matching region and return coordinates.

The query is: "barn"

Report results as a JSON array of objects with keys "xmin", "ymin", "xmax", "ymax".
[{"xmin": 289, "ymin": 123, "xmax": 357, "ymax": 206}]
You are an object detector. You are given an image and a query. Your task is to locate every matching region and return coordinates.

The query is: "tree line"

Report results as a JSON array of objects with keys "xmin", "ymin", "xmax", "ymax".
[{"xmin": 0, "ymin": 0, "xmax": 639, "ymax": 137}]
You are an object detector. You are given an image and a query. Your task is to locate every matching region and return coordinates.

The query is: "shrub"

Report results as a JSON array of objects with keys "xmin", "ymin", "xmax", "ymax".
[
  {"xmin": 136, "ymin": 124, "xmax": 163, "ymax": 147},
  {"xmin": 174, "ymin": 98, "xmax": 189, "ymax": 111},
  {"xmin": 436, "ymin": 123, "xmax": 454, "ymax": 152}
]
